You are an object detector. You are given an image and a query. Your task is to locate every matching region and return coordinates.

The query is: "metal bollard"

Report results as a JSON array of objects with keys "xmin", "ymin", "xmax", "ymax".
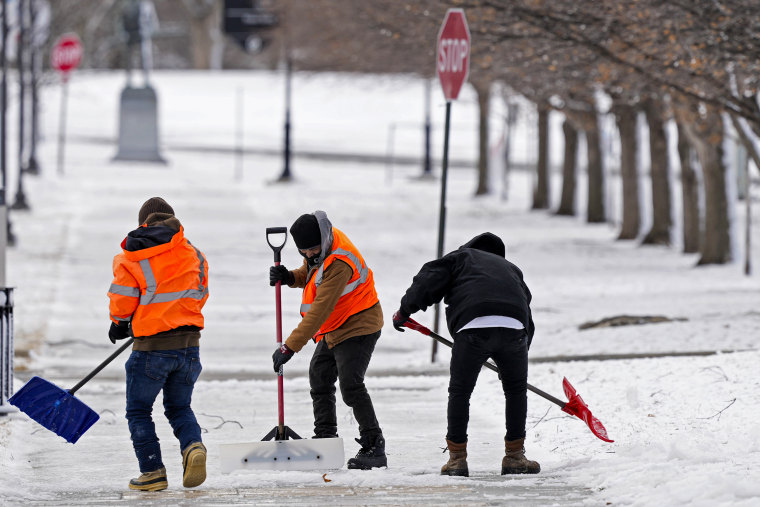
[{"xmin": 0, "ymin": 288, "xmax": 14, "ymax": 415}]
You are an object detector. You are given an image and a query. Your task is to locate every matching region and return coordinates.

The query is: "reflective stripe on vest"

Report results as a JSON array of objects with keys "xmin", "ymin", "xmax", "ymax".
[
  {"xmin": 109, "ymin": 284, "xmax": 140, "ymax": 298},
  {"xmin": 137, "ymin": 249, "xmax": 208, "ymax": 306},
  {"xmin": 300, "ymin": 248, "xmax": 369, "ymax": 314}
]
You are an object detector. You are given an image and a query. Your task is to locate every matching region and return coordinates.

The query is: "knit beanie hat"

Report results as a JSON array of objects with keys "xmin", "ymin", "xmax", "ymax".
[
  {"xmin": 138, "ymin": 197, "xmax": 174, "ymax": 225},
  {"xmin": 290, "ymin": 214, "xmax": 321, "ymax": 249}
]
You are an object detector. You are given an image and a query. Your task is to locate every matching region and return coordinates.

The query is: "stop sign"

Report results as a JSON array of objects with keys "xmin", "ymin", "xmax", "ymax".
[
  {"xmin": 436, "ymin": 9, "xmax": 471, "ymax": 101},
  {"xmin": 51, "ymin": 33, "xmax": 83, "ymax": 75}
]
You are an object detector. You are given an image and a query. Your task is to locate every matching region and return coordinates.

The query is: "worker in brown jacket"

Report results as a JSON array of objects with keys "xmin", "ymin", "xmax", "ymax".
[{"xmin": 269, "ymin": 210, "xmax": 386, "ymax": 470}]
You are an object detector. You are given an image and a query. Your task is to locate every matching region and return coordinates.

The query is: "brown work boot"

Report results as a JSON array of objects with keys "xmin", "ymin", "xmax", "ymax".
[
  {"xmin": 128, "ymin": 467, "xmax": 168, "ymax": 491},
  {"xmin": 440, "ymin": 439, "xmax": 469, "ymax": 477},
  {"xmin": 501, "ymin": 437, "xmax": 540, "ymax": 474},
  {"xmin": 181, "ymin": 442, "xmax": 207, "ymax": 488}
]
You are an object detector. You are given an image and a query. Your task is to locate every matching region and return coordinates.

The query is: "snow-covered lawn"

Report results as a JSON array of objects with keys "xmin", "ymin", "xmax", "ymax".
[{"xmin": 1, "ymin": 71, "xmax": 759, "ymax": 505}]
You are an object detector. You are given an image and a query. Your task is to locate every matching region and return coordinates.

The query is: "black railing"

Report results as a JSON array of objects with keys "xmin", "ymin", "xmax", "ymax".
[{"xmin": 0, "ymin": 287, "xmax": 14, "ymax": 414}]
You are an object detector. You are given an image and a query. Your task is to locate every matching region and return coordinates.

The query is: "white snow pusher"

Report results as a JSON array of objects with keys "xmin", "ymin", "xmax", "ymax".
[{"xmin": 220, "ymin": 227, "xmax": 344, "ymax": 473}]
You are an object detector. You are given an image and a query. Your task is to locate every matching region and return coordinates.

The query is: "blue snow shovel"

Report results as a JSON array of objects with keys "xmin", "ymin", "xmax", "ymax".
[{"xmin": 9, "ymin": 336, "xmax": 135, "ymax": 443}]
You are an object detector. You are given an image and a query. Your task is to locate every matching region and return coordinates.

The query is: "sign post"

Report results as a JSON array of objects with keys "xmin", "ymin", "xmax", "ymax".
[
  {"xmin": 51, "ymin": 33, "xmax": 83, "ymax": 176},
  {"xmin": 432, "ymin": 9, "xmax": 470, "ymax": 361}
]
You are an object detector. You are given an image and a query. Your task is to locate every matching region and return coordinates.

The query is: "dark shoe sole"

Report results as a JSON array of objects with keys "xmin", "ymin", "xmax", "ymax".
[
  {"xmin": 347, "ymin": 458, "xmax": 388, "ymax": 470},
  {"xmin": 441, "ymin": 469, "xmax": 469, "ymax": 477},
  {"xmin": 501, "ymin": 465, "xmax": 541, "ymax": 475}
]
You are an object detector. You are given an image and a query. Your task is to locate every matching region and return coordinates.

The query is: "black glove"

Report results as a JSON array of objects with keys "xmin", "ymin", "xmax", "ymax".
[
  {"xmin": 272, "ymin": 343, "xmax": 294, "ymax": 372},
  {"xmin": 109, "ymin": 321, "xmax": 130, "ymax": 344},
  {"xmin": 392, "ymin": 310, "xmax": 410, "ymax": 332},
  {"xmin": 269, "ymin": 265, "xmax": 294, "ymax": 287}
]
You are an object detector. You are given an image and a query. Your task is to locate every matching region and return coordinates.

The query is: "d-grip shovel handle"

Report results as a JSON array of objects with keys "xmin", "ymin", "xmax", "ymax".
[{"xmin": 266, "ymin": 227, "xmax": 288, "ymax": 263}]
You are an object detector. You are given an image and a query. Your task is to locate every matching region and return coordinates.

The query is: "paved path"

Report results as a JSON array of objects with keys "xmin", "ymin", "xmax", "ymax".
[{"xmin": 19, "ymin": 476, "xmax": 591, "ymax": 506}]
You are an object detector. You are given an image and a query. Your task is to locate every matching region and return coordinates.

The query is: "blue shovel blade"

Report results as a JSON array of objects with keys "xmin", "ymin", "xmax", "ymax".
[{"xmin": 9, "ymin": 376, "xmax": 100, "ymax": 444}]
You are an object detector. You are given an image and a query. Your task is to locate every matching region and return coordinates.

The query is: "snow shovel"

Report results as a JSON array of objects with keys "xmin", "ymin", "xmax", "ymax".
[
  {"xmin": 9, "ymin": 336, "xmax": 135, "ymax": 443},
  {"xmin": 403, "ymin": 318, "xmax": 614, "ymax": 443},
  {"xmin": 219, "ymin": 227, "xmax": 344, "ymax": 473}
]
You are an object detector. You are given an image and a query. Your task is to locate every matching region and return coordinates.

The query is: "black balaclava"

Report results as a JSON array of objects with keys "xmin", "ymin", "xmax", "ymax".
[{"xmin": 290, "ymin": 213, "xmax": 322, "ymax": 267}]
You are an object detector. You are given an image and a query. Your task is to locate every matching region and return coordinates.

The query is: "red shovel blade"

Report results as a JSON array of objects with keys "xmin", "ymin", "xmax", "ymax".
[{"xmin": 560, "ymin": 377, "xmax": 614, "ymax": 443}]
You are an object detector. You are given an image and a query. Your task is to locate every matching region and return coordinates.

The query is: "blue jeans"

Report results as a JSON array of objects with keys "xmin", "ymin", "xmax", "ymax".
[{"xmin": 125, "ymin": 347, "xmax": 202, "ymax": 472}]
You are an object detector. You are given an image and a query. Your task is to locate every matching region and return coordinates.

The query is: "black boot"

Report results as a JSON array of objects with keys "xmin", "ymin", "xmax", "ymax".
[{"xmin": 347, "ymin": 434, "xmax": 387, "ymax": 470}]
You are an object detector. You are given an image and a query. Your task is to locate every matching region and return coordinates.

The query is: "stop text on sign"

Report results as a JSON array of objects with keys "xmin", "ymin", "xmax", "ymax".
[
  {"xmin": 52, "ymin": 45, "xmax": 82, "ymax": 70},
  {"xmin": 51, "ymin": 33, "xmax": 83, "ymax": 74},
  {"xmin": 436, "ymin": 9, "xmax": 470, "ymax": 101},
  {"xmin": 438, "ymin": 38, "xmax": 469, "ymax": 74}
]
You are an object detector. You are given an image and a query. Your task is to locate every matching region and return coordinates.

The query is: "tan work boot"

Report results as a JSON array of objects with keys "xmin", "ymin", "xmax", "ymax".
[
  {"xmin": 128, "ymin": 467, "xmax": 168, "ymax": 491},
  {"xmin": 181, "ymin": 442, "xmax": 207, "ymax": 488},
  {"xmin": 501, "ymin": 437, "xmax": 540, "ymax": 474},
  {"xmin": 440, "ymin": 439, "xmax": 469, "ymax": 477}
]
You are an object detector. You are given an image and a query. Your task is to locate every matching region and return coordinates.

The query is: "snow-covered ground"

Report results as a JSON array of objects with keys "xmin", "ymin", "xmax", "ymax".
[{"xmin": 1, "ymin": 70, "xmax": 759, "ymax": 505}]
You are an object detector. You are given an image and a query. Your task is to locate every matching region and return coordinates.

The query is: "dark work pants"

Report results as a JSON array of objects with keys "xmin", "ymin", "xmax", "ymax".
[
  {"xmin": 309, "ymin": 331, "xmax": 382, "ymax": 439},
  {"xmin": 447, "ymin": 327, "xmax": 529, "ymax": 444}
]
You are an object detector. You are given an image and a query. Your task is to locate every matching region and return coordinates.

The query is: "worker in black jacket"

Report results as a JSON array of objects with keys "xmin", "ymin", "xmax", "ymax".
[{"xmin": 392, "ymin": 232, "xmax": 539, "ymax": 477}]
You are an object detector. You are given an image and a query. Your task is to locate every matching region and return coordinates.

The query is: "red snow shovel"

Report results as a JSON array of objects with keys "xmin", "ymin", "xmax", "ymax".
[
  {"xmin": 403, "ymin": 318, "xmax": 613, "ymax": 443},
  {"xmin": 9, "ymin": 337, "xmax": 135, "ymax": 443},
  {"xmin": 219, "ymin": 227, "xmax": 344, "ymax": 472}
]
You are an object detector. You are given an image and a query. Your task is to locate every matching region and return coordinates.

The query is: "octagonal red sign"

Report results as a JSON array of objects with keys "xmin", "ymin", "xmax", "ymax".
[
  {"xmin": 51, "ymin": 33, "xmax": 83, "ymax": 74},
  {"xmin": 436, "ymin": 9, "xmax": 471, "ymax": 101}
]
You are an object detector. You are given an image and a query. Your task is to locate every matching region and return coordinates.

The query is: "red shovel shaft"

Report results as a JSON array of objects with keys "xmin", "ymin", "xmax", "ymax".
[
  {"xmin": 403, "ymin": 318, "xmax": 613, "ymax": 443},
  {"xmin": 266, "ymin": 226, "xmax": 289, "ymax": 439},
  {"xmin": 275, "ymin": 264, "xmax": 285, "ymax": 433}
]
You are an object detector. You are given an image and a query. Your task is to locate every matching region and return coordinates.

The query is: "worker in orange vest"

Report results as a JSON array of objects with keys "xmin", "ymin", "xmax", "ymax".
[
  {"xmin": 270, "ymin": 210, "xmax": 386, "ymax": 470},
  {"xmin": 108, "ymin": 197, "xmax": 209, "ymax": 491}
]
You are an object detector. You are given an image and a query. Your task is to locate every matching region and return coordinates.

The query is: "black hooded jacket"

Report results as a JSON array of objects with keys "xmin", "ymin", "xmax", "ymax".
[{"xmin": 399, "ymin": 232, "xmax": 534, "ymax": 345}]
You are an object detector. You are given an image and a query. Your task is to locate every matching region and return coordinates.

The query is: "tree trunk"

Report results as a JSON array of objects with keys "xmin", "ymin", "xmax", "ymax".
[
  {"xmin": 474, "ymin": 80, "xmax": 490, "ymax": 196},
  {"xmin": 182, "ymin": 0, "xmax": 224, "ymax": 70},
  {"xmin": 614, "ymin": 103, "xmax": 640, "ymax": 239},
  {"xmin": 582, "ymin": 111, "xmax": 606, "ymax": 223},
  {"xmin": 676, "ymin": 122, "xmax": 700, "ymax": 254},
  {"xmin": 532, "ymin": 103, "xmax": 550, "ymax": 209},
  {"xmin": 673, "ymin": 97, "xmax": 733, "ymax": 265},
  {"xmin": 641, "ymin": 98, "xmax": 672, "ymax": 245},
  {"xmin": 692, "ymin": 112, "xmax": 731, "ymax": 265},
  {"xmin": 556, "ymin": 118, "xmax": 578, "ymax": 216}
]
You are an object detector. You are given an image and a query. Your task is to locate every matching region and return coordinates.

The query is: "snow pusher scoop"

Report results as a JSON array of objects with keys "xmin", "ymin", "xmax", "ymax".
[
  {"xmin": 220, "ymin": 227, "xmax": 344, "ymax": 473},
  {"xmin": 403, "ymin": 318, "xmax": 613, "ymax": 443},
  {"xmin": 9, "ymin": 337, "xmax": 135, "ymax": 443}
]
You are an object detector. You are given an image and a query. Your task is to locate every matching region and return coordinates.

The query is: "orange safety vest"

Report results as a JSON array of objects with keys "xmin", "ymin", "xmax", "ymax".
[
  {"xmin": 300, "ymin": 228, "xmax": 378, "ymax": 341},
  {"xmin": 108, "ymin": 226, "xmax": 209, "ymax": 337}
]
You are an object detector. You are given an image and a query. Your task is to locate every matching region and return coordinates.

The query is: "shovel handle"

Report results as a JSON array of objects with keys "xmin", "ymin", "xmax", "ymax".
[
  {"xmin": 403, "ymin": 318, "xmax": 566, "ymax": 408},
  {"xmin": 69, "ymin": 337, "xmax": 136, "ymax": 395},
  {"xmin": 266, "ymin": 227, "xmax": 289, "ymax": 431},
  {"xmin": 266, "ymin": 227, "xmax": 288, "ymax": 263}
]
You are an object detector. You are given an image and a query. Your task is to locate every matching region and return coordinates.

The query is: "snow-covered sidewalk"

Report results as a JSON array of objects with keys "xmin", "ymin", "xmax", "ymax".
[{"xmin": 2, "ymin": 71, "xmax": 760, "ymax": 506}]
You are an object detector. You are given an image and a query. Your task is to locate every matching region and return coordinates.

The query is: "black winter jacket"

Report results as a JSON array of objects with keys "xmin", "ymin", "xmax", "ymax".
[{"xmin": 399, "ymin": 233, "xmax": 534, "ymax": 346}]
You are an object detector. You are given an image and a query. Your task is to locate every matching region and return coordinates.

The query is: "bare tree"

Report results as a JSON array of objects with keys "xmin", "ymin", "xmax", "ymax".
[
  {"xmin": 676, "ymin": 121, "xmax": 701, "ymax": 254},
  {"xmin": 532, "ymin": 102, "xmax": 551, "ymax": 209},
  {"xmin": 556, "ymin": 118, "xmax": 578, "ymax": 216},
  {"xmin": 612, "ymin": 100, "xmax": 640, "ymax": 240},
  {"xmin": 177, "ymin": 0, "xmax": 223, "ymax": 69},
  {"xmin": 641, "ymin": 96, "xmax": 672, "ymax": 246}
]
